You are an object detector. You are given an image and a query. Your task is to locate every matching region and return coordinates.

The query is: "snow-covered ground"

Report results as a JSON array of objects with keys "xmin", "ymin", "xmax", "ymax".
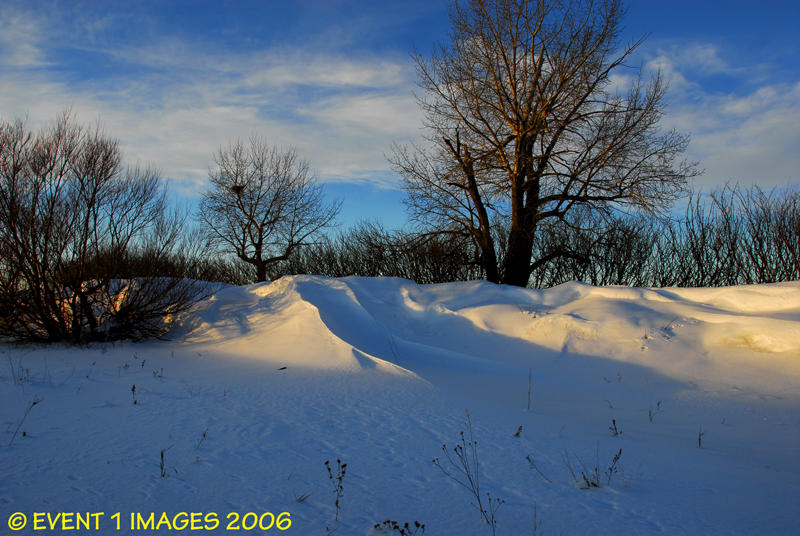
[{"xmin": 2, "ymin": 275, "xmax": 799, "ymax": 535}]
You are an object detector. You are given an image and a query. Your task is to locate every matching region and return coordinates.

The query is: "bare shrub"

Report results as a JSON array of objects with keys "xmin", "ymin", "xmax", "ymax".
[
  {"xmin": 273, "ymin": 221, "xmax": 484, "ymax": 284},
  {"xmin": 0, "ymin": 112, "xmax": 206, "ymax": 343},
  {"xmin": 526, "ymin": 183, "xmax": 798, "ymax": 288}
]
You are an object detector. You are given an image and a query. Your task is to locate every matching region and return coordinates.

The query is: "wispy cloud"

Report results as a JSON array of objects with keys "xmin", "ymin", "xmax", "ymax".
[
  {"xmin": 0, "ymin": 4, "xmax": 50, "ymax": 68},
  {"xmin": 685, "ymin": 83, "xmax": 800, "ymax": 187},
  {"xmin": 644, "ymin": 42, "xmax": 800, "ymax": 189},
  {"xmin": 0, "ymin": 2, "xmax": 422, "ymax": 196},
  {"xmin": 652, "ymin": 43, "xmax": 739, "ymax": 76},
  {"xmin": 304, "ymin": 94, "xmax": 422, "ymax": 135},
  {"xmin": 1, "ymin": 3, "xmax": 797, "ymax": 202},
  {"xmin": 243, "ymin": 56, "xmax": 408, "ymax": 89}
]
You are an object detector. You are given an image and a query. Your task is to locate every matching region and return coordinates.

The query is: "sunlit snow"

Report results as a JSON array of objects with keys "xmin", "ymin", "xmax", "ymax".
[{"xmin": 2, "ymin": 276, "xmax": 798, "ymax": 534}]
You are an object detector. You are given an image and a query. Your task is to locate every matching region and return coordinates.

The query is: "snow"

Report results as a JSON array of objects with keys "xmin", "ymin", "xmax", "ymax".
[{"xmin": 2, "ymin": 275, "xmax": 799, "ymax": 535}]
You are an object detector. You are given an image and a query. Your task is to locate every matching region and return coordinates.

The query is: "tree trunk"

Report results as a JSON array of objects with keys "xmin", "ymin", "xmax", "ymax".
[
  {"xmin": 502, "ymin": 225, "xmax": 534, "ymax": 286},
  {"xmin": 255, "ymin": 260, "xmax": 267, "ymax": 283},
  {"xmin": 502, "ymin": 163, "xmax": 535, "ymax": 287},
  {"xmin": 479, "ymin": 239, "xmax": 500, "ymax": 284}
]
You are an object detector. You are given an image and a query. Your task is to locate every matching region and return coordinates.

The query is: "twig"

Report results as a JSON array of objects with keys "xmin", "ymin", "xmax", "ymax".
[
  {"xmin": 9, "ymin": 397, "xmax": 42, "ymax": 447},
  {"xmin": 526, "ymin": 455, "xmax": 553, "ymax": 484}
]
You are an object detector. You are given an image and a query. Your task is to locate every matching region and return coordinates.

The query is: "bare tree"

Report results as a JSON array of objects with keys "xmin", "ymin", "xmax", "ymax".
[
  {"xmin": 391, "ymin": 0, "xmax": 697, "ymax": 286},
  {"xmin": 0, "ymin": 112, "xmax": 205, "ymax": 343},
  {"xmin": 198, "ymin": 138, "xmax": 340, "ymax": 282}
]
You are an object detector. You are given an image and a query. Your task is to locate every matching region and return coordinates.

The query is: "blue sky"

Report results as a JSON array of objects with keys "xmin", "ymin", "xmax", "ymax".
[{"xmin": 1, "ymin": 0, "xmax": 798, "ymax": 228}]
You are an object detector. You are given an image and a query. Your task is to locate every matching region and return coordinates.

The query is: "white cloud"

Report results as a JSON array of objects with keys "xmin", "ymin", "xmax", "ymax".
[
  {"xmin": 612, "ymin": 41, "xmax": 800, "ymax": 190},
  {"xmin": 2, "ymin": 5, "xmax": 797, "ymax": 203},
  {"xmin": 719, "ymin": 86, "xmax": 780, "ymax": 116},
  {"xmin": 244, "ymin": 56, "xmax": 408, "ymax": 89},
  {"xmin": 0, "ymin": 4, "xmax": 49, "ymax": 67},
  {"xmin": 645, "ymin": 54, "xmax": 691, "ymax": 92},
  {"xmin": 646, "ymin": 43, "xmax": 741, "ymax": 80},
  {"xmin": 649, "ymin": 43, "xmax": 800, "ymax": 189},
  {"xmin": 0, "ymin": 6, "xmax": 423, "ymax": 196},
  {"xmin": 672, "ymin": 43, "xmax": 734, "ymax": 75},
  {"xmin": 686, "ymin": 83, "xmax": 800, "ymax": 187},
  {"xmin": 303, "ymin": 94, "xmax": 422, "ymax": 135}
]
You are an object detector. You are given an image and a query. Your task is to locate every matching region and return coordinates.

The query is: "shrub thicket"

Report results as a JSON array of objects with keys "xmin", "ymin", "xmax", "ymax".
[
  {"xmin": 0, "ymin": 113, "xmax": 207, "ymax": 343},
  {"xmin": 262, "ymin": 184, "xmax": 798, "ymax": 288}
]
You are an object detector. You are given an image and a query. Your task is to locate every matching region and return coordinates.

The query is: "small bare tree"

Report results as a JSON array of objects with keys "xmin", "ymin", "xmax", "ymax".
[
  {"xmin": 391, "ymin": 0, "xmax": 698, "ymax": 286},
  {"xmin": 198, "ymin": 138, "xmax": 340, "ymax": 282}
]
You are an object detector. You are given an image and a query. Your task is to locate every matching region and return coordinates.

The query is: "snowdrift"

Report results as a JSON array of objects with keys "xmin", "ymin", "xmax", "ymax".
[
  {"xmin": 2, "ymin": 275, "xmax": 799, "ymax": 535},
  {"xmin": 187, "ymin": 275, "xmax": 800, "ymax": 393}
]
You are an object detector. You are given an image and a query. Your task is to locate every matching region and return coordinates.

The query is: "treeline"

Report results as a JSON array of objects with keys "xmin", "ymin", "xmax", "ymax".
[
  {"xmin": 267, "ymin": 185, "xmax": 799, "ymax": 288},
  {"xmin": 526, "ymin": 185, "xmax": 799, "ymax": 288},
  {"xmin": 1, "ymin": 113, "xmax": 797, "ymax": 344},
  {"xmin": 265, "ymin": 222, "xmax": 482, "ymax": 283}
]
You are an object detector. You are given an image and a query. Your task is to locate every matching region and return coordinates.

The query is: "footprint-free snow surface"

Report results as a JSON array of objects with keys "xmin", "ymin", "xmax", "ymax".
[{"xmin": 2, "ymin": 276, "xmax": 799, "ymax": 535}]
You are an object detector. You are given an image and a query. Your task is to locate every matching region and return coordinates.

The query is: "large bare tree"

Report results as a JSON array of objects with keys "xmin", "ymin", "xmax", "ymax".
[
  {"xmin": 199, "ymin": 138, "xmax": 340, "ymax": 282},
  {"xmin": 392, "ymin": 0, "xmax": 697, "ymax": 286}
]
